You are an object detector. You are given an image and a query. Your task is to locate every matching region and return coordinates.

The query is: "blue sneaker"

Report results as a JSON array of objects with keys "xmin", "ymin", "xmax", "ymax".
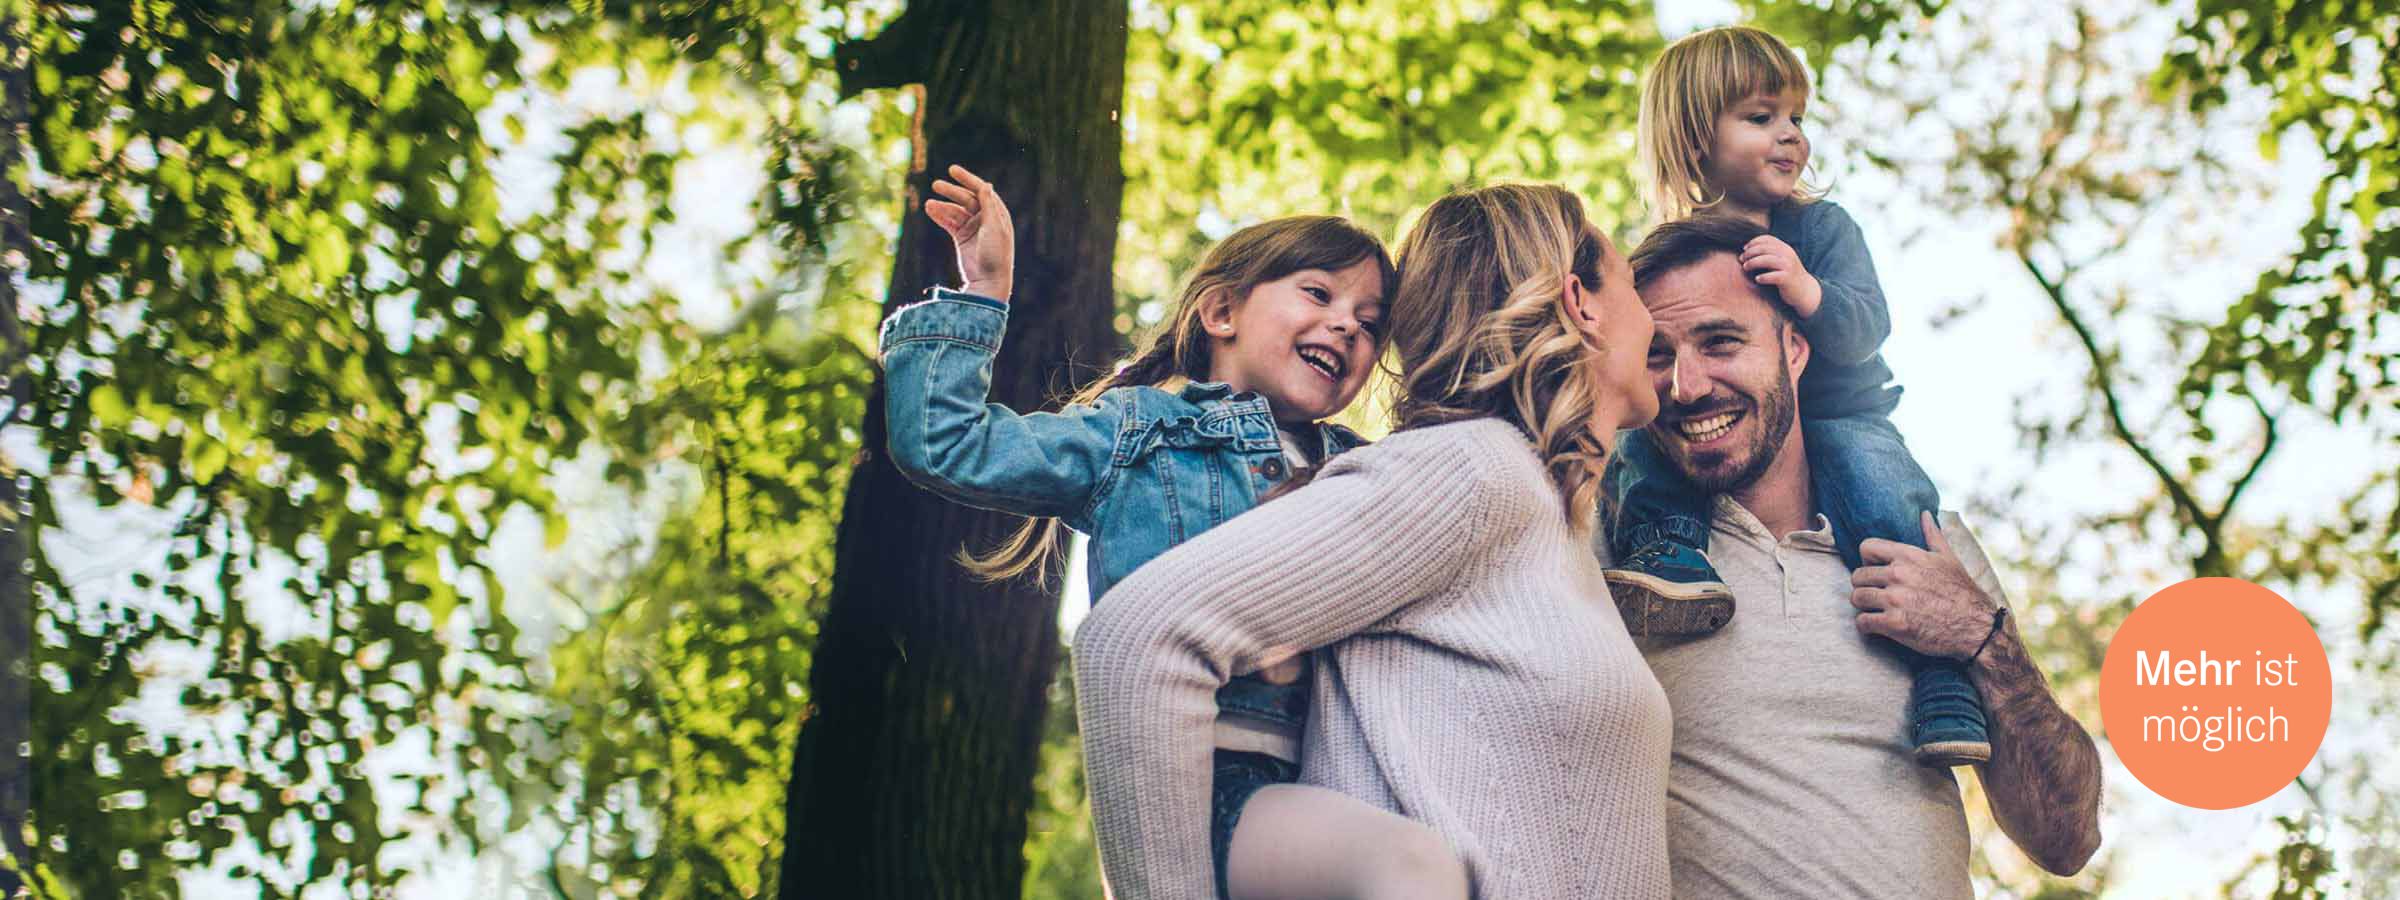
[
  {"xmin": 1909, "ymin": 660, "xmax": 1991, "ymax": 766},
  {"xmin": 1604, "ymin": 541, "xmax": 1735, "ymax": 637}
]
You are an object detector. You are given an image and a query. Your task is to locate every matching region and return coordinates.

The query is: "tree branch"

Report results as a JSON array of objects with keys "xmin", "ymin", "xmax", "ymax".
[
  {"xmin": 716, "ymin": 434, "xmax": 733, "ymax": 573},
  {"xmin": 2017, "ymin": 255, "xmax": 2212, "ymax": 538},
  {"xmin": 833, "ymin": 1, "xmax": 943, "ymax": 98},
  {"xmin": 2216, "ymin": 386, "xmax": 2280, "ymax": 529}
]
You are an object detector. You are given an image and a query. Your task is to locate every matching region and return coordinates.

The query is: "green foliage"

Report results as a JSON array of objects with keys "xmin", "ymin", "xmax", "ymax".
[
  {"xmin": 1743, "ymin": 0, "xmax": 1945, "ymax": 63},
  {"xmin": 1117, "ymin": 0, "xmax": 1662, "ymax": 335},
  {"xmin": 2162, "ymin": 0, "xmax": 2400, "ymax": 636},
  {"xmin": 512, "ymin": 7, "xmax": 911, "ymax": 896},
  {"xmin": 537, "ymin": 319, "xmax": 876, "ymax": 899},
  {"xmin": 1021, "ymin": 658, "xmax": 1102, "ymax": 900},
  {"xmin": 16, "ymin": 0, "xmax": 800, "ymax": 892},
  {"xmin": 2167, "ymin": 0, "xmax": 2399, "ymax": 419},
  {"xmin": 32, "ymin": 2, "xmax": 593, "ymax": 893},
  {"xmin": 539, "ymin": 109, "xmax": 901, "ymax": 894}
]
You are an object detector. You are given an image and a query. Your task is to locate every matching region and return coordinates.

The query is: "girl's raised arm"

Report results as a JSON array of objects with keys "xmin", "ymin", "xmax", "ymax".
[{"xmin": 879, "ymin": 165, "xmax": 1116, "ymax": 521}]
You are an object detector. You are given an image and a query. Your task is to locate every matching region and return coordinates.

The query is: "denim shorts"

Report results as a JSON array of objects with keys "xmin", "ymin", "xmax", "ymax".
[{"xmin": 1210, "ymin": 749, "xmax": 1301, "ymax": 899}]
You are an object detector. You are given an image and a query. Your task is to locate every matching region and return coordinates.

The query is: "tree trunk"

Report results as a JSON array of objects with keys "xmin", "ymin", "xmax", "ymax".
[
  {"xmin": 0, "ymin": 12, "xmax": 34, "ymax": 894},
  {"xmin": 779, "ymin": 2, "xmax": 1126, "ymax": 897}
]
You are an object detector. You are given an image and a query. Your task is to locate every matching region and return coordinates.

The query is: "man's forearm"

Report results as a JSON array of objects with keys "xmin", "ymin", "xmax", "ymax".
[{"xmin": 1971, "ymin": 620, "xmax": 2103, "ymax": 875}]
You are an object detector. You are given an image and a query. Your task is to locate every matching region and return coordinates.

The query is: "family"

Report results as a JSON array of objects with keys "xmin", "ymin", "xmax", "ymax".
[{"xmin": 877, "ymin": 26, "xmax": 2102, "ymax": 899}]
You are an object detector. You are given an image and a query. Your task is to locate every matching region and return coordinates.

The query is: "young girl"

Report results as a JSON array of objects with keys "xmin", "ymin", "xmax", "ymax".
[
  {"xmin": 879, "ymin": 165, "xmax": 1466, "ymax": 899},
  {"xmin": 1603, "ymin": 25, "xmax": 1991, "ymax": 767}
]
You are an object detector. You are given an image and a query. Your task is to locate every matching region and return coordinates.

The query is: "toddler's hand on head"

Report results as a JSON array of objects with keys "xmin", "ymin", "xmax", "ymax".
[
  {"xmin": 1739, "ymin": 235, "xmax": 1821, "ymax": 318},
  {"xmin": 925, "ymin": 165, "xmax": 1016, "ymax": 302}
]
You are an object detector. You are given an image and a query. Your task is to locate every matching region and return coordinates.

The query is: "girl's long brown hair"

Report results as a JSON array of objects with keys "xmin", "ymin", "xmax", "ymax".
[
  {"xmin": 961, "ymin": 216, "xmax": 1397, "ymax": 586},
  {"xmin": 1382, "ymin": 183, "xmax": 1616, "ymax": 528}
]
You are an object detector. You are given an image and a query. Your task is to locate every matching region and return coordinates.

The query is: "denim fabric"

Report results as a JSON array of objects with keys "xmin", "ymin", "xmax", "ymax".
[
  {"xmin": 1803, "ymin": 411, "xmax": 1981, "ymax": 750},
  {"xmin": 1601, "ymin": 427, "xmax": 1711, "ymax": 562},
  {"xmin": 1801, "ymin": 408, "xmax": 1939, "ymax": 568},
  {"xmin": 879, "ymin": 288, "xmax": 1365, "ymax": 734},
  {"xmin": 1210, "ymin": 750, "xmax": 1302, "ymax": 899},
  {"xmin": 1770, "ymin": 199, "xmax": 1901, "ymax": 419}
]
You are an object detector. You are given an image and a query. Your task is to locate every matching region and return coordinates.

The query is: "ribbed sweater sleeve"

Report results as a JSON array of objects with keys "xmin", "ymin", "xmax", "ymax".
[{"xmin": 1072, "ymin": 424, "xmax": 1499, "ymax": 900}]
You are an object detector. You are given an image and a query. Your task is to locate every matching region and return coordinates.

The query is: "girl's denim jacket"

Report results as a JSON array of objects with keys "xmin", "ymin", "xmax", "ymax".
[{"xmin": 879, "ymin": 288, "xmax": 1366, "ymax": 745}]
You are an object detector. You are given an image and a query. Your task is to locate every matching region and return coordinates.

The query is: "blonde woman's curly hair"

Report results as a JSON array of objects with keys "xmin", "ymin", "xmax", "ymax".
[{"xmin": 1384, "ymin": 183, "xmax": 1617, "ymax": 529}]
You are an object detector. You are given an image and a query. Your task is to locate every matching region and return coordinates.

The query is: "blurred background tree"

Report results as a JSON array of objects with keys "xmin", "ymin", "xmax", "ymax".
[
  {"xmin": 772, "ymin": 1, "xmax": 1128, "ymax": 897},
  {"xmin": 24, "ymin": 2, "xmax": 658, "ymax": 893},
  {"xmin": 15, "ymin": 0, "xmax": 873, "ymax": 893},
  {"xmin": 10, "ymin": 0, "xmax": 2394, "ymax": 897}
]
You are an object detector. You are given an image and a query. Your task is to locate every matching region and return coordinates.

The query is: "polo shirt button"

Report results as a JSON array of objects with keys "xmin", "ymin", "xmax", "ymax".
[{"xmin": 1261, "ymin": 457, "xmax": 1287, "ymax": 480}]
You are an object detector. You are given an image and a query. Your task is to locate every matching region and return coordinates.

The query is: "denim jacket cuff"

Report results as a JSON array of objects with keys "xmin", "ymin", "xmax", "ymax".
[
  {"xmin": 878, "ymin": 289, "xmax": 1008, "ymax": 354},
  {"xmin": 931, "ymin": 286, "xmax": 1009, "ymax": 311}
]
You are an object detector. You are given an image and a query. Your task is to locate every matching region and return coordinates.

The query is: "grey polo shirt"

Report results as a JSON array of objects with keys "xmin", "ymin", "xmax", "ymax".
[{"xmin": 1597, "ymin": 496, "xmax": 1994, "ymax": 899}]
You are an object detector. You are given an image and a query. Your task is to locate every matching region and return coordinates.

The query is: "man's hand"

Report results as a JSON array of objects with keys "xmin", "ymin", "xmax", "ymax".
[
  {"xmin": 1856, "ymin": 511, "xmax": 2103, "ymax": 875},
  {"xmin": 924, "ymin": 164, "xmax": 1016, "ymax": 302},
  {"xmin": 1848, "ymin": 511, "xmax": 2002, "ymax": 658},
  {"xmin": 1739, "ymin": 234, "xmax": 1822, "ymax": 318}
]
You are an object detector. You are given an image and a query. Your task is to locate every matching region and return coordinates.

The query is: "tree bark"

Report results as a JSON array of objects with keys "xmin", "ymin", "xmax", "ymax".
[
  {"xmin": 779, "ymin": 2, "xmax": 1126, "ymax": 897},
  {"xmin": 0, "ymin": 11, "xmax": 34, "ymax": 894}
]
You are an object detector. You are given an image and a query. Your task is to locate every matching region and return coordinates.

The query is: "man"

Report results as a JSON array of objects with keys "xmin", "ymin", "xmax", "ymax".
[{"xmin": 1598, "ymin": 215, "xmax": 2102, "ymax": 897}]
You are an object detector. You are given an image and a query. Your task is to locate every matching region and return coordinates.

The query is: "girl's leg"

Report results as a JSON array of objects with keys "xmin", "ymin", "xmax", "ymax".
[
  {"xmin": 1802, "ymin": 412, "xmax": 1989, "ymax": 767},
  {"xmin": 1224, "ymin": 784, "xmax": 1468, "ymax": 900},
  {"xmin": 1601, "ymin": 427, "xmax": 1734, "ymax": 636}
]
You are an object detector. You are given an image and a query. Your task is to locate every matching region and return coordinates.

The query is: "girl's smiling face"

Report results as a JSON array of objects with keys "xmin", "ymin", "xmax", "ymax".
[
  {"xmin": 1704, "ymin": 90, "xmax": 1811, "ymax": 216},
  {"xmin": 1201, "ymin": 258, "xmax": 1387, "ymax": 427}
]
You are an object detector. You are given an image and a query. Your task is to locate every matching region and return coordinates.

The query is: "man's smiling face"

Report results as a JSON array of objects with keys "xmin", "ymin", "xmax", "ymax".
[{"xmin": 1640, "ymin": 252, "xmax": 1810, "ymax": 493}]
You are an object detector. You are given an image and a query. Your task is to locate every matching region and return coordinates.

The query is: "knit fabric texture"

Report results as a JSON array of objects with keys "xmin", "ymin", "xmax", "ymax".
[
  {"xmin": 1601, "ymin": 498, "xmax": 1981, "ymax": 899},
  {"xmin": 1075, "ymin": 417, "xmax": 1674, "ymax": 899}
]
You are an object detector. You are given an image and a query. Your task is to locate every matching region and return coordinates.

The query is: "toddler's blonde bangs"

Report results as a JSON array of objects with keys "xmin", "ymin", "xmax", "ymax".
[{"xmin": 1638, "ymin": 26, "xmax": 1816, "ymax": 222}]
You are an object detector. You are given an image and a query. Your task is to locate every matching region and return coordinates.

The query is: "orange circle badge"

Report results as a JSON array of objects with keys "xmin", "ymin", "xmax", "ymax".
[{"xmin": 2100, "ymin": 578, "xmax": 2331, "ymax": 809}]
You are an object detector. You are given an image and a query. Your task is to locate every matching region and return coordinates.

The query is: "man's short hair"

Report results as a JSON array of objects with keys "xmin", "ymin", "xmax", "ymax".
[{"xmin": 1627, "ymin": 214, "xmax": 1800, "ymax": 326}]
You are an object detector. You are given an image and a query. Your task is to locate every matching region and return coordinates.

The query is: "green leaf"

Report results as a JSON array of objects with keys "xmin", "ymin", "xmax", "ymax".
[
  {"xmin": 89, "ymin": 384, "xmax": 130, "ymax": 427},
  {"xmin": 191, "ymin": 440, "xmax": 229, "ymax": 483}
]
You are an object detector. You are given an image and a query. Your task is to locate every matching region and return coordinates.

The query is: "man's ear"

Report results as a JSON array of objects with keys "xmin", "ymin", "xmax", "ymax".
[
  {"xmin": 1781, "ymin": 318, "xmax": 1810, "ymax": 382},
  {"xmin": 1197, "ymin": 286, "xmax": 1238, "ymax": 339}
]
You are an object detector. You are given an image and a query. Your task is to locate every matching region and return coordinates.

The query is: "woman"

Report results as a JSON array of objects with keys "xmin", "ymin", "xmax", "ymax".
[{"xmin": 1075, "ymin": 183, "xmax": 1671, "ymax": 899}]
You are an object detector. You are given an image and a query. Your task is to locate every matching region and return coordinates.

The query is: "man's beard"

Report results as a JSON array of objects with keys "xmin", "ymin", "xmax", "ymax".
[{"xmin": 1656, "ymin": 343, "xmax": 1798, "ymax": 494}]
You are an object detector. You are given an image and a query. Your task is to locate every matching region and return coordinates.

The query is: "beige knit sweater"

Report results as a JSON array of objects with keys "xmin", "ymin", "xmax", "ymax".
[{"xmin": 1074, "ymin": 417, "xmax": 1673, "ymax": 899}]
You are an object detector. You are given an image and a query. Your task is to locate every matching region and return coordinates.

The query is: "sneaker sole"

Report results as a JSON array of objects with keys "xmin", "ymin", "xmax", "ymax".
[
  {"xmin": 1913, "ymin": 739, "xmax": 1992, "ymax": 767},
  {"xmin": 1602, "ymin": 568, "xmax": 1735, "ymax": 602},
  {"xmin": 1604, "ymin": 572, "xmax": 1736, "ymax": 637}
]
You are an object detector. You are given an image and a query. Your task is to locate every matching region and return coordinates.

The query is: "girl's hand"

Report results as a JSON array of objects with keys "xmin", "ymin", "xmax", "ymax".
[
  {"xmin": 925, "ymin": 164, "xmax": 1016, "ymax": 302},
  {"xmin": 1739, "ymin": 235, "xmax": 1821, "ymax": 319}
]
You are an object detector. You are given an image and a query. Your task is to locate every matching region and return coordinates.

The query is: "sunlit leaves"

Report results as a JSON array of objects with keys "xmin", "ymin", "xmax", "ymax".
[
  {"xmin": 1117, "ymin": 0, "xmax": 1662, "ymax": 334},
  {"xmin": 24, "ymin": 0, "xmax": 696, "ymax": 893},
  {"xmin": 2167, "ymin": 0, "xmax": 2399, "ymax": 428}
]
